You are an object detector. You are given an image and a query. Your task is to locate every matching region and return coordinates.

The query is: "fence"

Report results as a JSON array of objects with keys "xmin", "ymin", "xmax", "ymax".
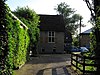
[{"xmin": 71, "ymin": 53, "xmax": 98, "ymax": 75}]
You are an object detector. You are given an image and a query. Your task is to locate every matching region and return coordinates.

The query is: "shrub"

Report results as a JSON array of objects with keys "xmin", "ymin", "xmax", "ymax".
[
  {"xmin": 7, "ymin": 10, "xmax": 30, "ymax": 69},
  {"xmin": 14, "ymin": 6, "xmax": 40, "ymax": 55}
]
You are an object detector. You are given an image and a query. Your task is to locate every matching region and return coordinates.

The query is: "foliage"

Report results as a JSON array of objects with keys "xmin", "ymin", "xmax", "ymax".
[
  {"xmin": 13, "ymin": 6, "xmax": 40, "ymax": 54},
  {"xmin": 0, "ymin": 0, "xmax": 11, "ymax": 74},
  {"xmin": 7, "ymin": 14, "xmax": 30, "ymax": 68},
  {"xmin": 54, "ymin": 2, "xmax": 84, "ymax": 35},
  {"xmin": 89, "ymin": 31, "xmax": 96, "ymax": 55},
  {"xmin": 72, "ymin": 36, "xmax": 79, "ymax": 47},
  {"xmin": 0, "ymin": 1, "xmax": 39, "ymax": 75},
  {"xmin": 83, "ymin": 0, "xmax": 100, "ymax": 56},
  {"xmin": 77, "ymin": 59, "xmax": 96, "ymax": 72},
  {"xmin": 0, "ymin": 3, "xmax": 30, "ymax": 75},
  {"xmin": 79, "ymin": 28, "xmax": 96, "ymax": 72}
]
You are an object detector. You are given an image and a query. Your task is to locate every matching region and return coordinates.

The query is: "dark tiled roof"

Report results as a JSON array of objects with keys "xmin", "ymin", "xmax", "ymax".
[{"xmin": 38, "ymin": 14, "xmax": 65, "ymax": 32}]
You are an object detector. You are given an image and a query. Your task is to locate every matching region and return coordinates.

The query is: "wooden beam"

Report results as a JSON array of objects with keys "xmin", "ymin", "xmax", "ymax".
[{"xmin": 9, "ymin": 11, "xmax": 28, "ymax": 29}]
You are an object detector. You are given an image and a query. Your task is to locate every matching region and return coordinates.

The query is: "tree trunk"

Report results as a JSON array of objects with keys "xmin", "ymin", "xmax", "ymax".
[{"xmin": 94, "ymin": 0, "xmax": 100, "ymax": 74}]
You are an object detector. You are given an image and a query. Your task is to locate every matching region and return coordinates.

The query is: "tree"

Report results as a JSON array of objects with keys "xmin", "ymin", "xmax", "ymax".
[
  {"xmin": 0, "ymin": 0, "xmax": 13, "ymax": 75},
  {"xmin": 83, "ymin": 0, "xmax": 100, "ymax": 74},
  {"xmin": 14, "ymin": 6, "xmax": 40, "ymax": 55},
  {"xmin": 72, "ymin": 36, "xmax": 79, "ymax": 47},
  {"xmin": 54, "ymin": 2, "xmax": 84, "ymax": 35},
  {"xmin": 0, "ymin": 0, "xmax": 7, "ymax": 74}
]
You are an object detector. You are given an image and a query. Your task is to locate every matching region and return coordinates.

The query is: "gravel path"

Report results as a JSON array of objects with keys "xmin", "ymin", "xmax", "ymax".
[{"xmin": 14, "ymin": 54, "xmax": 74, "ymax": 75}]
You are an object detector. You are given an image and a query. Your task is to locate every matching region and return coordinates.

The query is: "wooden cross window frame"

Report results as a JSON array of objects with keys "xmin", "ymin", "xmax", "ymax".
[{"xmin": 48, "ymin": 31, "xmax": 55, "ymax": 43}]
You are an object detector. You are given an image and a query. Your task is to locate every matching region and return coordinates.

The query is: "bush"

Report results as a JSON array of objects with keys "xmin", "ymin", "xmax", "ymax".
[
  {"xmin": 0, "ymin": 4, "xmax": 39, "ymax": 75},
  {"xmin": 14, "ymin": 6, "xmax": 40, "ymax": 55},
  {"xmin": 0, "ymin": 5, "xmax": 30, "ymax": 74},
  {"xmin": 7, "ymin": 11, "xmax": 30, "ymax": 69}
]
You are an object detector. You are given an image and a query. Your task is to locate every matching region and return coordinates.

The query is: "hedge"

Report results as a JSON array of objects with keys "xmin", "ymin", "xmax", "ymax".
[
  {"xmin": 0, "ymin": 4, "xmax": 40, "ymax": 75},
  {"xmin": 7, "ymin": 14, "xmax": 30, "ymax": 69},
  {"xmin": 14, "ymin": 7, "xmax": 40, "ymax": 55},
  {"xmin": 0, "ymin": 5, "xmax": 30, "ymax": 74}
]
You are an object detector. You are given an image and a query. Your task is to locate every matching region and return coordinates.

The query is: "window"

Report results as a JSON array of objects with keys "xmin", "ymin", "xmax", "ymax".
[{"xmin": 48, "ymin": 31, "xmax": 55, "ymax": 43}]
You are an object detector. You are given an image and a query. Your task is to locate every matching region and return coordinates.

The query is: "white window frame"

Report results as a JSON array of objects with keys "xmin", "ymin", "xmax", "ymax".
[{"xmin": 48, "ymin": 31, "xmax": 55, "ymax": 43}]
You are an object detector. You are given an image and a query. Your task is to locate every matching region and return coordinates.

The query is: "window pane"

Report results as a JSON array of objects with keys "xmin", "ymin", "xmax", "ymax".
[
  {"xmin": 52, "ymin": 37, "xmax": 55, "ymax": 42},
  {"xmin": 49, "ymin": 32, "xmax": 51, "ymax": 36},
  {"xmin": 52, "ymin": 32, "xmax": 54, "ymax": 36},
  {"xmin": 49, "ymin": 37, "xmax": 51, "ymax": 42}
]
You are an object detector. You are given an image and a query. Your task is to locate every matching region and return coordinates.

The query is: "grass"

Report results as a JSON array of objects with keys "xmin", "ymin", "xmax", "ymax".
[{"xmin": 72, "ymin": 56, "xmax": 96, "ymax": 75}]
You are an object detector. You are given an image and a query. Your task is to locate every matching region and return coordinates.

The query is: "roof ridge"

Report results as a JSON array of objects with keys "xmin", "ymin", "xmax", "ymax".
[{"xmin": 81, "ymin": 28, "xmax": 93, "ymax": 34}]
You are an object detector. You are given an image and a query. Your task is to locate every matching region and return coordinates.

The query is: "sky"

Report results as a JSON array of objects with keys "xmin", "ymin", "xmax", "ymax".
[{"xmin": 6, "ymin": 0, "xmax": 93, "ymax": 33}]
